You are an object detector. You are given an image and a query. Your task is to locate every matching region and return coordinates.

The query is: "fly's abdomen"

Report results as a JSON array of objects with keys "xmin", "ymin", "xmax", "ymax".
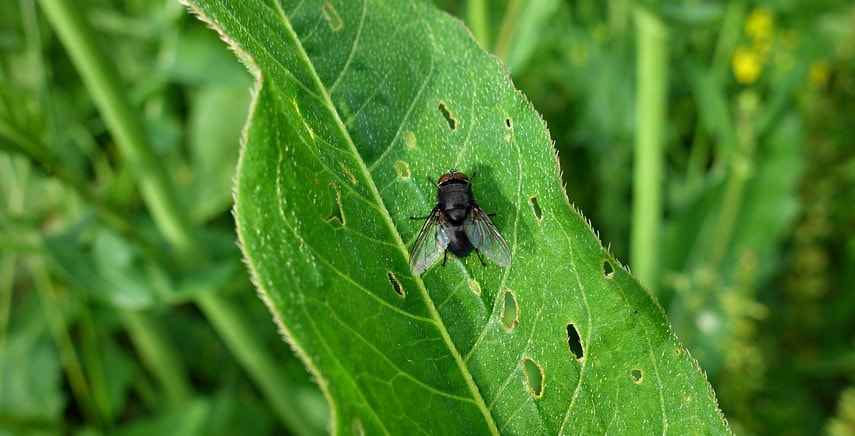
[{"xmin": 445, "ymin": 225, "xmax": 474, "ymax": 257}]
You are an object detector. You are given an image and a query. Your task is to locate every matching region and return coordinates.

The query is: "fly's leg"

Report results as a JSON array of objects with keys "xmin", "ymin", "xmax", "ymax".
[
  {"xmin": 441, "ymin": 249, "xmax": 448, "ymax": 267},
  {"xmin": 474, "ymin": 249, "xmax": 487, "ymax": 266}
]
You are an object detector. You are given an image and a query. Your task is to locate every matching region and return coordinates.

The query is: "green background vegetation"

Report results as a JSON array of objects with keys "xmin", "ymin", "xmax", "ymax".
[{"xmin": 1, "ymin": 0, "xmax": 853, "ymax": 434}]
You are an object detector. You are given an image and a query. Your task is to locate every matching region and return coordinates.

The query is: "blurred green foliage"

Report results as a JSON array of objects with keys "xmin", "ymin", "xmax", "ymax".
[{"xmin": 0, "ymin": 0, "xmax": 853, "ymax": 434}]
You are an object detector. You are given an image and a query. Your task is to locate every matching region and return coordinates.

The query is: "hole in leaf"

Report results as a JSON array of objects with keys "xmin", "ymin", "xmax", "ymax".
[
  {"xmin": 394, "ymin": 160, "xmax": 410, "ymax": 179},
  {"xmin": 523, "ymin": 357, "xmax": 544, "ymax": 398},
  {"xmin": 631, "ymin": 368, "xmax": 643, "ymax": 384},
  {"xmin": 504, "ymin": 117, "xmax": 513, "ymax": 129},
  {"xmin": 529, "ymin": 195, "xmax": 543, "ymax": 221},
  {"xmin": 324, "ymin": 183, "xmax": 345, "ymax": 226},
  {"xmin": 468, "ymin": 278, "xmax": 482, "ymax": 296},
  {"xmin": 566, "ymin": 324, "xmax": 583, "ymax": 360},
  {"xmin": 340, "ymin": 164, "xmax": 357, "ymax": 185},
  {"xmin": 387, "ymin": 271, "xmax": 404, "ymax": 297},
  {"xmin": 437, "ymin": 101, "xmax": 457, "ymax": 131},
  {"xmin": 602, "ymin": 259, "xmax": 614, "ymax": 278},
  {"xmin": 500, "ymin": 289, "xmax": 518, "ymax": 331},
  {"xmin": 321, "ymin": 2, "xmax": 343, "ymax": 31},
  {"xmin": 403, "ymin": 130, "xmax": 417, "ymax": 150}
]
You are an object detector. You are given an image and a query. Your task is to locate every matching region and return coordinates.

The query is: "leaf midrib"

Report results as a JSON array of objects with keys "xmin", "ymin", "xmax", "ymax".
[{"xmin": 269, "ymin": 1, "xmax": 501, "ymax": 432}]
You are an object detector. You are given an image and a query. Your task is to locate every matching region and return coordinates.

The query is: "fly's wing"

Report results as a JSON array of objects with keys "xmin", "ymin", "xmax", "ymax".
[
  {"xmin": 409, "ymin": 206, "xmax": 448, "ymax": 275},
  {"xmin": 465, "ymin": 203, "xmax": 512, "ymax": 267}
]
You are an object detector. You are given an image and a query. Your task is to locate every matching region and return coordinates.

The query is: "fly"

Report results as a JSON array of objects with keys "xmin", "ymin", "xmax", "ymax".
[{"xmin": 409, "ymin": 170, "xmax": 512, "ymax": 275}]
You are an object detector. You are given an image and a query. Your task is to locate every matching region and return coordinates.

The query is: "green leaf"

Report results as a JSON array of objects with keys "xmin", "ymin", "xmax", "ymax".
[
  {"xmin": 0, "ymin": 309, "xmax": 65, "ymax": 429},
  {"xmin": 185, "ymin": 0, "xmax": 729, "ymax": 433},
  {"xmin": 45, "ymin": 222, "xmax": 161, "ymax": 309}
]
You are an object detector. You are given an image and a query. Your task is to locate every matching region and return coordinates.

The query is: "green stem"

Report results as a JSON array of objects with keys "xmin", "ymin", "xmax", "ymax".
[
  {"xmin": 30, "ymin": 257, "xmax": 101, "ymax": 429},
  {"xmin": 708, "ymin": 95, "xmax": 756, "ymax": 269},
  {"xmin": 78, "ymin": 300, "xmax": 115, "ymax": 429},
  {"xmin": 630, "ymin": 6, "xmax": 668, "ymax": 294},
  {"xmin": 465, "ymin": 0, "xmax": 491, "ymax": 50},
  {"xmin": 708, "ymin": 165, "xmax": 748, "ymax": 268},
  {"xmin": 709, "ymin": 3, "xmax": 746, "ymax": 86},
  {"xmin": 494, "ymin": 0, "xmax": 523, "ymax": 61}
]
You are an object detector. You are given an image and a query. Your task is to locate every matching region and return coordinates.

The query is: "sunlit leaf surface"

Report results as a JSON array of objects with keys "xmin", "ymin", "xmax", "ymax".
[{"xmin": 185, "ymin": 0, "xmax": 729, "ymax": 433}]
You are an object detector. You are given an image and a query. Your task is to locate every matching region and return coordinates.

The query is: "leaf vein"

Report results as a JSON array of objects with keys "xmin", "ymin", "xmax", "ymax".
[
  {"xmin": 558, "ymin": 211, "xmax": 593, "ymax": 433},
  {"xmin": 328, "ymin": 0, "xmax": 367, "ymax": 94}
]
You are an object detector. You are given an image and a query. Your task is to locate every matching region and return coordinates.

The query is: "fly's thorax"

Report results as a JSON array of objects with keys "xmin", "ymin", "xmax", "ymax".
[{"xmin": 437, "ymin": 180, "xmax": 472, "ymax": 222}]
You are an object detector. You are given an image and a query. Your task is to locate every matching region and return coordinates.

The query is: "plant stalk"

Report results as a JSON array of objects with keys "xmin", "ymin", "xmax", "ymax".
[{"xmin": 630, "ymin": 6, "xmax": 668, "ymax": 294}]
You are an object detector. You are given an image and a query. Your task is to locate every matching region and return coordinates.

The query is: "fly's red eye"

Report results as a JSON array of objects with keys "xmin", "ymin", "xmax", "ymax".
[
  {"xmin": 438, "ymin": 170, "xmax": 469, "ymax": 185},
  {"xmin": 451, "ymin": 172, "xmax": 469, "ymax": 181}
]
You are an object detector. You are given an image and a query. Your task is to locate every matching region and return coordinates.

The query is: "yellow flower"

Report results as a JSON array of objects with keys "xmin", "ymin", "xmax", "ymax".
[
  {"xmin": 731, "ymin": 8, "xmax": 777, "ymax": 85},
  {"xmin": 732, "ymin": 46, "xmax": 763, "ymax": 85},
  {"xmin": 746, "ymin": 8, "xmax": 774, "ymax": 41}
]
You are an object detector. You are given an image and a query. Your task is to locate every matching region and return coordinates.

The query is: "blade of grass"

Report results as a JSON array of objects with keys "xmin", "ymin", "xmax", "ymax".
[
  {"xmin": 494, "ymin": 0, "xmax": 523, "ymax": 62},
  {"xmin": 29, "ymin": 256, "xmax": 101, "ymax": 429},
  {"xmin": 465, "ymin": 0, "xmax": 491, "ymax": 50},
  {"xmin": 708, "ymin": 92, "xmax": 756, "ymax": 269},
  {"xmin": 630, "ymin": 6, "xmax": 668, "ymax": 294},
  {"xmin": 495, "ymin": 0, "xmax": 560, "ymax": 72}
]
